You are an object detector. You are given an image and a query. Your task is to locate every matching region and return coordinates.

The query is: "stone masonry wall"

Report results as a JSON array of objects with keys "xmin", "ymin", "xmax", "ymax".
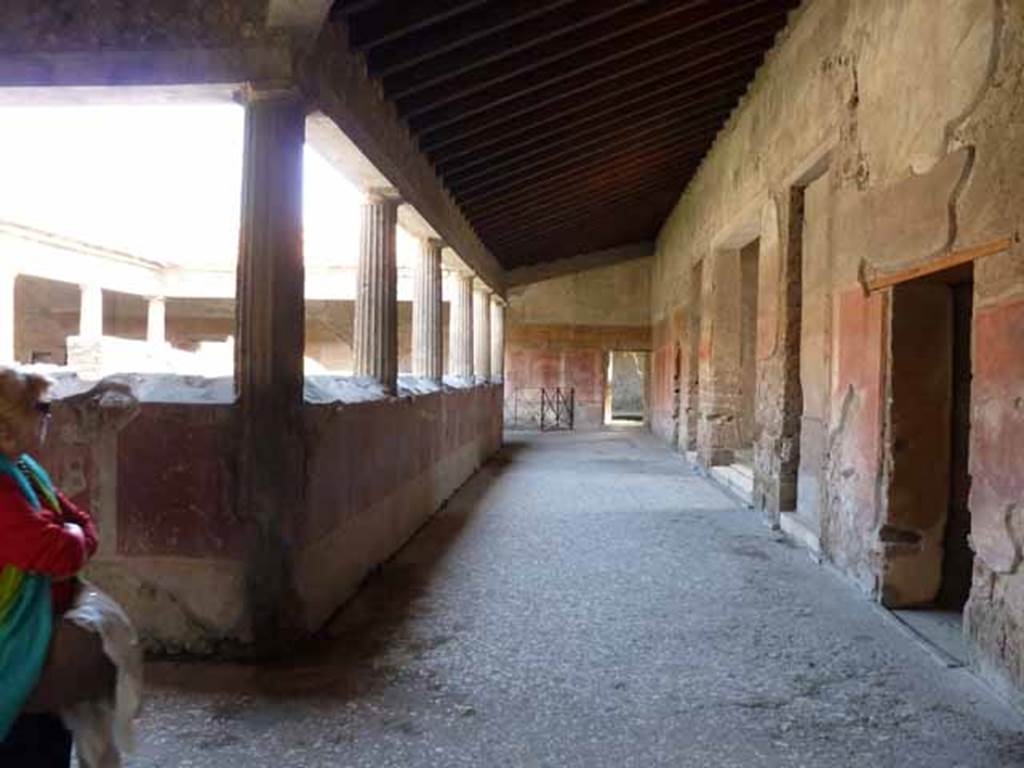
[
  {"xmin": 650, "ymin": 0, "xmax": 1024, "ymax": 699},
  {"xmin": 38, "ymin": 377, "xmax": 502, "ymax": 653}
]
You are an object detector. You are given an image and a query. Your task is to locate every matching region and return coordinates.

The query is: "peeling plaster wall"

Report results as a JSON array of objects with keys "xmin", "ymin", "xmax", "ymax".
[
  {"xmin": 652, "ymin": 0, "xmax": 1024, "ymax": 696},
  {"xmin": 38, "ymin": 377, "xmax": 502, "ymax": 653},
  {"xmin": 505, "ymin": 258, "xmax": 652, "ymax": 430}
]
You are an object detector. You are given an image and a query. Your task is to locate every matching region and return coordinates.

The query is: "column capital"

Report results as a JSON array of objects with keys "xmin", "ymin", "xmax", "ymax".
[
  {"xmin": 364, "ymin": 187, "xmax": 402, "ymax": 206},
  {"xmin": 237, "ymin": 81, "xmax": 306, "ymax": 106},
  {"xmin": 472, "ymin": 277, "xmax": 492, "ymax": 295}
]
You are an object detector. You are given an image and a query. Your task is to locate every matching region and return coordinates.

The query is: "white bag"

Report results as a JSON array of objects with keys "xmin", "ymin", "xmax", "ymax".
[{"xmin": 61, "ymin": 582, "xmax": 143, "ymax": 768}]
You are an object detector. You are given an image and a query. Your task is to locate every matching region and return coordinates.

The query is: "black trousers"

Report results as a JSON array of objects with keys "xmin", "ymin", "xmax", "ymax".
[{"xmin": 0, "ymin": 713, "xmax": 73, "ymax": 767}]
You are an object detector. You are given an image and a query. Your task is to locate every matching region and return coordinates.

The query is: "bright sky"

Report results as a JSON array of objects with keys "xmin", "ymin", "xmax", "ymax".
[{"xmin": 0, "ymin": 103, "xmax": 419, "ymax": 269}]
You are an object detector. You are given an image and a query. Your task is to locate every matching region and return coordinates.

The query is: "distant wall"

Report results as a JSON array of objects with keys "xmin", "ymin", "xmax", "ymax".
[{"xmin": 505, "ymin": 257, "xmax": 652, "ymax": 429}]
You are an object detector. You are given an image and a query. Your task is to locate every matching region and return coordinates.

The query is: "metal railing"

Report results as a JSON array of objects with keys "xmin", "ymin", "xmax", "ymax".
[
  {"xmin": 540, "ymin": 387, "xmax": 575, "ymax": 432},
  {"xmin": 506, "ymin": 386, "xmax": 575, "ymax": 431}
]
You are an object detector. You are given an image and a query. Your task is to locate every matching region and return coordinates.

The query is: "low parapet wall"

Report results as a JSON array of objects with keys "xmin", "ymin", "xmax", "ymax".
[{"xmin": 37, "ymin": 374, "xmax": 503, "ymax": 654}]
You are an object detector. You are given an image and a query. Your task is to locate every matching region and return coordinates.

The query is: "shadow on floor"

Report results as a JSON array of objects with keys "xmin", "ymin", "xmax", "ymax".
[{"xmin": 147, "ymin": 443, "xmax": 520, "ymax": 702}]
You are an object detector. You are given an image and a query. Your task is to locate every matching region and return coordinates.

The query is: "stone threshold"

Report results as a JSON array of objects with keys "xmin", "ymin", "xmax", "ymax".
[
  {"xmin": 779, "ymin": 511, "xmax": 822, "ymax": 557},
  {"xmin": 709, "ymin": 463, "xmax": 754, "ymax": 507}
]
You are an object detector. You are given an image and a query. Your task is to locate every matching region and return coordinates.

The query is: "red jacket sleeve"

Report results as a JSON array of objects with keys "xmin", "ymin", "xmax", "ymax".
[
  {"xmin": 0, "ymin": 475, "xmax": 88, "ymax": 579},
  {"xmin": 57, "ymin": 491, "xmax": 98, "ymax": 558}
]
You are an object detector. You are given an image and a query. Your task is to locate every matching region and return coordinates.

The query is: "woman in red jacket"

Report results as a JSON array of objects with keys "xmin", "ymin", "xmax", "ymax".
[{"xmin": 0, "ymin": 369, "xmax": 114, "ymax": 767}]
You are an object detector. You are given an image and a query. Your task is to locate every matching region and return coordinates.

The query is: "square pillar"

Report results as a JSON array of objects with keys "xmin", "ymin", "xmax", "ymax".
[
  {"xmin": 448, "ymin": 270, "xmax": 474, "ymax": 381},
  {"xmin": 235, "ymin": 84, "xmax": 307, "ymax": 652},
  {"xmin": 147, "ymin": 296, "xmax": 166, "ymax": 347},
  {"xmin": 473, "ymin": 280, "xmax": 491, "ymax": 382},
  {"xmin": 412, "ymin": 238, "xmax": 444, "ymax": 383},
  {"xmin": 490, "ymin": 297, "xmax": 505, "ymax": 383},
  {"xmin": 354, "ymin": 190, "xmax": 400, "ymax": 393},
  {"xmin": 0, "ymin": 269, "xmax": 14, "ymax": 364},
  {"xmin": 697, "ymin": 248, "xmax": 743, "ymax": 467},
  {"xmin": 79, "ymin": 284, "xmax": 103, "ymax": 340}
]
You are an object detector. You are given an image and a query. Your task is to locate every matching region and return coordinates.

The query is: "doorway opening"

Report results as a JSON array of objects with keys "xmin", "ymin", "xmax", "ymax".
[
  {"xmin": 683, "ymin": 261, "xmax": 702, "ymax": 453},
  {"xmin": 605, "ymin": 350, "xmax": 648, "ymax": 425},
  {"xmin": 671, "ymin": 341, "xmax": 682, "ymax": 446},
  {"xmin": 785, "ymin": 166, "xmax": 829, "ymax": 550},
  {"xmin": 735, "ymin": 239, "xmax": 760, "ymax": 470},
  {"xmin": 887, "ymin": 264, "xmax": 974, "ymax": 663}
]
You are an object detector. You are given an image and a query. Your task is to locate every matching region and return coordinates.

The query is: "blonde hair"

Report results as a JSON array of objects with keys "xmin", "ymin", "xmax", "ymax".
[{"xmin": 0, "ymin": 367, "xmax": 52, "ymax": 455}]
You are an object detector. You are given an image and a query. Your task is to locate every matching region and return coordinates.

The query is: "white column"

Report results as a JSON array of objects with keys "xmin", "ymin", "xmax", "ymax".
[
  {"xmin": 490, "ymin": 297, "xmax": 505, "ymax": 383},
  {"xmin": 448, "ymin": 271, "xmax": 474, "ymax": 381},
  {"xmin": 79, "ymin": 284, "xmax": 103, "ymax": 340},
  {"xmin": 354, "ymin": 190, "xmax": 400, "ymax": 394},
  {"xmin": 147, "ymin": 296, "xmax": 166, "ymax": 346},
  {"xmin": 473, "ymin": 281, "xmax": 491, "ymax": 382},
  {"xmin": 0, "ymin": 268, "xmax": 14, "ymax": 364},
  {"xmin": 412, "ymin": 238, "xmax": 444, "ymax": 383}
]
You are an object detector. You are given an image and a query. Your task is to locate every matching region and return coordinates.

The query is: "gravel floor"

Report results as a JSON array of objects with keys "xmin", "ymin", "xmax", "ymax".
[{"xmin": 129, "ymin": 430, "xmax": 1024, "ymax": 767}]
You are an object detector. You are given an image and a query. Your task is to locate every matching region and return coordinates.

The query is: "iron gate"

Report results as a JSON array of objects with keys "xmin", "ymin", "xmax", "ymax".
[{"xmin": 540, "ymin": 387, "xmax": 575, "ymax": 431}]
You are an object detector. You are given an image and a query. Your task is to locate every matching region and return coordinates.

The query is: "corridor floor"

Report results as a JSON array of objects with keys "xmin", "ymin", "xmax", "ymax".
[{"xmin": 132, "ymin": 431, "xmax": 1024, "ymax": 767}]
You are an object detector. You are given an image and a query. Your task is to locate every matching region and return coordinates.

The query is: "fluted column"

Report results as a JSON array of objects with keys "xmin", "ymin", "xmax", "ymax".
[
  {"xmin": 0, "ymin": 268, "xmax": 14, "ymax": 364},
  {"xmin": 473, "ymin": 281, "xmax": 491, "ymax": 382},
  {"xmin": 235, "ymin": 85, "xmax": 306, "ymax": 651},
  {"xmin": 147, "ymin": 296, "xmax": 166, "ymax": 346},
  {"xmin": 79, "ymin": 284, "xmax": 103, "ymax": 340},
  {"xmin": 490, "ymin": 297, "xmax": 505, "ymax": 383},
  {"xmin": 412, "ymin": 238, "xmax": 444, "ymax": 383},
  {"xmin": 354, "ymin": 190, "xmax": 400, "ymax": 394},
  {"xmin": 448, "ymin": 270, "xmax": 474, "ymax": 381}
]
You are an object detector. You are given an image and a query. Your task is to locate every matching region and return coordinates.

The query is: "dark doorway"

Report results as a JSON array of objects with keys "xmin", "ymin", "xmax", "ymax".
[
  {"xmin": 684, "ymin": 262, "xmax": 702, "ymax": 451},
  {"xmin": 939, "ymin": 279, "xmax": 974, "ymax": 610},
  {"xmin": 888, "ymin": 264, "xmax": 974, "ymax": 662},
  {"xmin": 736, "ymin": 239, "xmax": 760, "ymax": 468}
]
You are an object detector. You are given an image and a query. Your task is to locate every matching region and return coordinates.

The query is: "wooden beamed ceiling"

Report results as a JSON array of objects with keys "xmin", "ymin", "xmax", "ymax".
[{"xmin": 331, "ymin": 0, "xmax": 797, "ymax": 269}]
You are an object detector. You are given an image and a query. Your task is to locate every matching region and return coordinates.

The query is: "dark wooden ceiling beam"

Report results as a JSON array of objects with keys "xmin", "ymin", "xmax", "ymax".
[
  {"xmin": 404, "ymin": 0, "xmax": 782, "ymax": 128},
  {"xmin": 415, "ymin": 28, "xmax": 776, "ymax": 150},
  {"xmin": 436, "ymin": 75, "xmax": 750, "ymax": 177},
  {"xmin": 458, "ymin": 132, "xmax": 713, "ymax": 211},
  {"xmin": 491, "ymin": 203, "xmax": 675, "ymax": 255},
  {"xmin": 366, "ymin": 0, "xmax": 579, "ymax": 78},
  {"xmin": 451, "ymin": 117, "xmax": 720, "ymax": 204},
  {"xmin": 464, "ymin": 145, "xmax": 705, "ymax": 223},
  {"xmin": 428, "ymin": 62, "xmax": 757, "ymax": 174},
  {"xmin": 346, "ymin": 0, "xmax": 487, "ymax": 51},
  {"xmin": 469, "ymin": 161, "xmax": 694, "ymax": 233},
  {"xmin": 465, "ymin": 156, "xmax": 700, "ymax": 226},
  {"xmin": 501, "ymin": 215, "xmax": 669, "ymax": 266},
  {"xmin": 329, "ymin": 0, "xmax": 386, "ymax": 18},
  {"xmin": 444, "ymin": 100, "xmax": 732, "ymax": 191},
  {"xmin": 489, "ymin": 193, "xmax": 679, "ymax": 254},
  {"xmin": 477, "ymin": 174, "xmax": 689, "ymax": 242},
  {"xmin": 382, "ymin": 0, "xmax": 666, "ymax": 98},
  {"xmin": 397, "ymin": 0, "xmax": 719, "ymax": 115}
]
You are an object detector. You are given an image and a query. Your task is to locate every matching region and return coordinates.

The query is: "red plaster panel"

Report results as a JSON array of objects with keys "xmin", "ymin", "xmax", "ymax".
[
  {"xmin": 530, "ymin": 351, "xmax": 562, "ymax": 389},
  {"xmin": 827, "ymin": 287, "xmax": 887, "ymax": 580},
  {"xmin": 970, "ymin": 297, "xmax": 1024, "ymax": 572},
  {"xmin": 563, "ymin": 349, "xmax": 602, "ymax": 402},
  {"xmin": 302, "ymin": 387, "xmax": 502, "ymax": 547},
  {"xmin": 117, "ymin": 405, "xmax": 239, "ymax": 558}
]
